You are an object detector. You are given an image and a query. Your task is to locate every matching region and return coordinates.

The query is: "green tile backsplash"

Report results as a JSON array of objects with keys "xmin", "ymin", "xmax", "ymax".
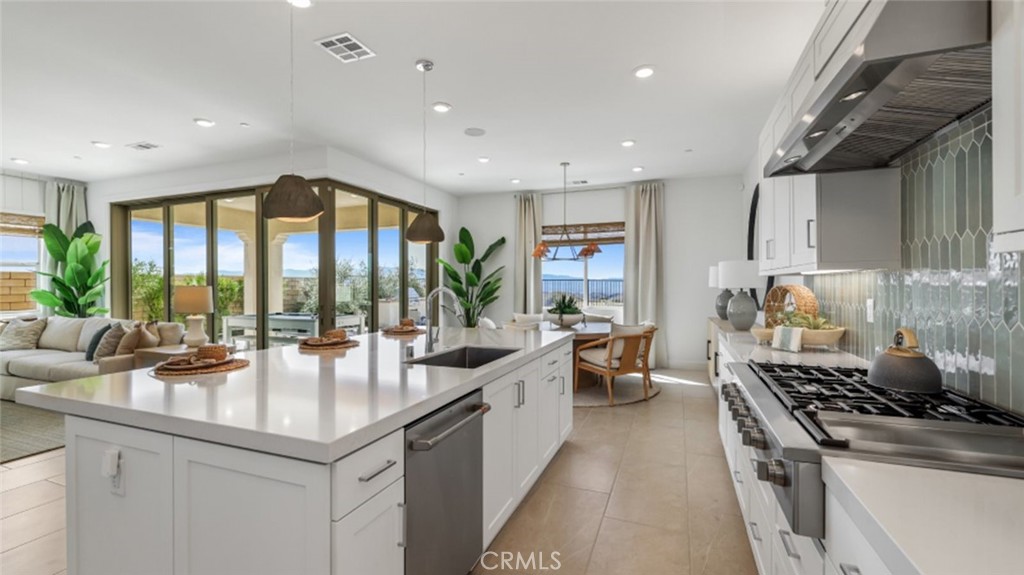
[{"xmin": 807, "ymin": 107, "xmax": 1024, "ymax": 415}]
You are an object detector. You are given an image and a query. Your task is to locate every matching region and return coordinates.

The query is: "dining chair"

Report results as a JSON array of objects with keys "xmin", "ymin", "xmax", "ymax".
[{"xmin": 575, "ymin": 326, "xmax": 657, "ymax": 406}]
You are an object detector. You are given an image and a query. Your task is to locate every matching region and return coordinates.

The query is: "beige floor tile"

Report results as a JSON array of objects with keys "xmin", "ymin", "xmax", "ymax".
[
  {"xmin": 585, "ymin": 517, "xmax": 690, "ymax": 575},
  {"xmin": 1, "ymin": 449, "xmax": 64, "ymax": 470},
  {"xmin": 682, "ymin": 398, "xmax": 719, "ymax": 422},
  {"xmin": 0, "ymin": 499, "xmax": 65, "ymax": 553},
  {"xmin": 477, "ymin": 481, "xmax": 608, "ymax": 575},
  {"xmin": 541, "ymin": 448, "xmax": 621, "ymax": 494},
  {"xmin": 688, "ymin": 507, "xmax": 757, "ymax": 575},
  {"xmin": 0, "ymin": 528, "xmax": 66, "ymax": 575},
  {"xmin": 0, "ymin": 481, "xmax": 64, "ymax": 519},
  {"xmin": 686, "ymin": 455, "xmax": 742, "ymax": 518},
  {"xmin": 622, "ymin": 423, "xmax": 688, "ymax": 467},
  {"xmin": 605, "ymin": 462, "xmax": 689, "ymax": 532},
  {"xmin": 0, "ymin": 457, "xmax": 65, "ymax": 494},
  {"xmin": 45, "ymin": 476, "xmax": 65, "ymax": 487},
  {"xmin": 683, "ymin": 419, "xmax": 725, "ymax": 456}
]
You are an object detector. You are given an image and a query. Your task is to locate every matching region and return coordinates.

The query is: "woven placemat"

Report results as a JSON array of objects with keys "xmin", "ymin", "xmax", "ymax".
[
  {"xmin": 153, "ymin": 358, "xmax": 250, "ymax": 377},
  {"xmin": 382, "ymin": 327, "xmax": 425, "ymax": 336},
  {"xmin": 299, "ymin": 338, "xmax": 360, "ymax": 351}
]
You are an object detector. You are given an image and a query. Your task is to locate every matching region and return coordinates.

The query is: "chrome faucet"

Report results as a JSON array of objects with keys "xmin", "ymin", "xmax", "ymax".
[{"xmin": 425, "ymin": 286, "xmax": 463, "ymax": 353}]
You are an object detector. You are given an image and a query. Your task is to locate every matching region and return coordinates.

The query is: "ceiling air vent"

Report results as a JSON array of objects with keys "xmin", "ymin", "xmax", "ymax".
[
  {"xmin": 316, "ymin": 33, "xmax": 375, "ymax": 63},
  {"xmin": 125, "ymin": 141, "xmax": 160, "ymax": 151}
]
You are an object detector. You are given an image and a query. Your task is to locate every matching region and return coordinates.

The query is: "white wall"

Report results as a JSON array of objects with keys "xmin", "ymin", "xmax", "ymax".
[{"xmin": 453, "ymin": 192, "xmax": 518, "ymax": 323}]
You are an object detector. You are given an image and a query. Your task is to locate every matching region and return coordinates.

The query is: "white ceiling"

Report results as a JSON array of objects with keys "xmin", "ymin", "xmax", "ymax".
[{"xmin": 1, "ymin": 1, "xmax": 822, "ymax": 195}]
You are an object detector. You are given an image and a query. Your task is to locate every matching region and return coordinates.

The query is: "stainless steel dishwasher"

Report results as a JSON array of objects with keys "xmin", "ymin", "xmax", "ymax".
[{"xmin": 405, "ymin": 391, "xmax": 489, "ymax": 575}]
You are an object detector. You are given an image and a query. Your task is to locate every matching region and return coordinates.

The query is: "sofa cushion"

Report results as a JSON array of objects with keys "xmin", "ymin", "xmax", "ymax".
[
  {"xmin": 94, "ymin": 322, "xmax": 127, "ymax": 360},
  {"xmin": 116, "ymin": 323, "xmax": 159, "ymax": 356},
  {"xmin": 7, "ymin": 352, "xmax": 87, "ymax": 381},
  {"xmin": 146, "ymin": 321, "xmax": 185, "ymax": 346},
  {"xmin": 0, "ymin": 349, "xmax": 55, "ymax": 376},
  {"xmin": 85, "ymin": 324, "xmax": 112, "ymax": 362},
  {"xmin": 76, "ymin": 317, "xmax": 116, "ymax": 351},
  {"xmin": 579, "ymin": 348, "xmax": 620, "ymax": 369},
  {"xmin": 0, "ymin": 318, "xmax": 47, "ymax": 351},
  {"xmin": 49, "ymin": 360, "xmax": 101, "ymax": 382},
  {"xmin": 609, "ymin": 323, "xmax": 650, "ymax": 359},
  {"xmin": 38, "ymin": 317, "xmax": 86, "ymax": 352}
]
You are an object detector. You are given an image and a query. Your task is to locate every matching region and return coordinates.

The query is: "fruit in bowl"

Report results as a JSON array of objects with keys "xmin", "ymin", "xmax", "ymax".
[{"xmin": 545, "ymin": 294, "xmax": 585, "ymax": 328}]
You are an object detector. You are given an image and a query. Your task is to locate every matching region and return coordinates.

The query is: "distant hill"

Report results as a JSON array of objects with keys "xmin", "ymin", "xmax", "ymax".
[{"xmin": 542, "ymin": 273, "xmax": 582, "ymax": 280}]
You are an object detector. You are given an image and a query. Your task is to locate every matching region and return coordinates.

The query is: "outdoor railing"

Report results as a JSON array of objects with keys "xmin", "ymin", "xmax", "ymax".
[{"xmin": 542, "ymin": 278, "xmax": 623, "ymax": 305}]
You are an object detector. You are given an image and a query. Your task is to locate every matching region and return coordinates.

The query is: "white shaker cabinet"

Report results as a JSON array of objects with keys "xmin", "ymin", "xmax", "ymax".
[
  {"xmin": 538, "ymin": 368, "xmax": 561, "ymax": 465},
  {"xmin": 513, "ymin": 361, "xmax": 541, "ymax": 495},
  {"xmin": 558, "ymin": 346, "xmax": 574, "ymax": 442},
  {"xmin": 332, "ymin": 478, "xmax": 406, "ymax": 575},
  {"xmin": 173, "ymin": 437, "xmax": 331, "ymax": 575},
  {"xmin": 66, "ymin": 416, "xmax": 174, "ymax": 575},
  {"xmin": 482, "ymin": 370, "xmax": 520, "ymax": 547},
  {"xmin": 992, "ymin": 0, "xmax": 1024, "ymax": 253}
]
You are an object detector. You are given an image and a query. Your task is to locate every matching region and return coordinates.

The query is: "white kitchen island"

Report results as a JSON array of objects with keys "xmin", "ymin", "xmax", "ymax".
[{"xmin": 16, "ymin": 328, "xmax": 575, "ymax": 575}]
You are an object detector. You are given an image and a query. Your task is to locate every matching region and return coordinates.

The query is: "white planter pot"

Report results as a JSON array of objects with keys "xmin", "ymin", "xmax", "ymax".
[{"xmin": 545, "ymin": 313, "xmax": 584, "ymax": 328}]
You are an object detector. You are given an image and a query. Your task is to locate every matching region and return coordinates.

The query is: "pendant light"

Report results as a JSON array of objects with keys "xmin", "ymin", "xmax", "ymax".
[
  {"xmin": 263, "ymin": 4, "xmax": 324, "ymax": 222},
  {"xmin": 406, "ymin": 59, "xmax": 445, "ymax": 244},
  {"xmin": 533, "ymin": 162, "xmax": 585, "ymax": 261}
]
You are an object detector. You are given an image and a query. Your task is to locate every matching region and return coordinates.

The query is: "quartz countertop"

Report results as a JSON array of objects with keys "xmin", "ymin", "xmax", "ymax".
[
  {"xmin": 716, "ymin": 322, "xmax": 870, "ymax": 370},
  {"xmin": 823, "ymin": 456, "xmax": 1024, "ymax": 575},
  {"xmin": 16, "ymin": 328, "xmax": 574, "ymax": 463}
]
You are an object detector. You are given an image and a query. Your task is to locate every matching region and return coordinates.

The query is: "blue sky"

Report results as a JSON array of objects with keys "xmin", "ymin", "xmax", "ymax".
[
  {"xmin": 0, "ymin": 235, "xmax": 40, "ymax": 270},
  {"xmin": 131, "ymin": 221, "xmax": 404, "ymax": 276},
  {"xmin": 542, "ymin": 243, "xmax": 624, "ymax": 280}
]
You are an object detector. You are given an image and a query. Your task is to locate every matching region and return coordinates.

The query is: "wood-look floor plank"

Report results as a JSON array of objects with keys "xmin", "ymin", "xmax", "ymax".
[
  {"xmin": 2, "ymin": 449, "xmax": 64, "ymax": 470},
  {"xmin": 0, "ymin": 528, "xmax": 66, "ymax": 575},
  {"xmin": 0, "ymin": 457, "xmax": 65, "ymax": 494},
  {"xmin": 0, "ymin": 499, "xmax": 65, "ymax": 553},
  {"xmin": 0, "ymin": 481, "xmax": 64, "ymax": 519}
]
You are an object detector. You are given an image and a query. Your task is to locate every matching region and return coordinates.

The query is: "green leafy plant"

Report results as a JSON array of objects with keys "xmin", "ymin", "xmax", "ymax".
[
  {"xmin": 30, "ymin": 222, "xmax": 111, "ymax": 317},
  {"xmin": 775, "ymin": 310, "xmax": 836, "ymax": 330},
  {"xmin": 437, "ymin": 227, "xmax": 506, "ymax": 327},
  {"xmin": 547, "ymin": 294, "xmax": 582, "ymax": 323}
]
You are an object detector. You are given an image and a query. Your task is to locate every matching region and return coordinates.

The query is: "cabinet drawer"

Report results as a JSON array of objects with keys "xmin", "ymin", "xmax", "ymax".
[
  {"xmin": 332, "ymin": 429, "xmax": 405, "ymax": 521},
  {"xmin": 775, "ymin": 505, "xmax": 826, "ymax": 575},
  {"xmin": 825, "ymin": 490, "xmax": 891, "ymax": 575},
  {"xmin": 332, "ymin": 478, "xmax": 405, "ymax": 575},
  {"xmin": 540, "ymin": 348, "xmax": 564, "ymax": 376}
]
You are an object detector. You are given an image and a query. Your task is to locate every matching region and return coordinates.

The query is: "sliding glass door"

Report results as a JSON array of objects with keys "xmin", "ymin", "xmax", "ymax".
[
  {"xmin": 129, "ymin": 206, "xmax": 165, "ymax": 322},
  {"xmin": 215, "ymin": 195, "xmax": 257, "ymax": 348}
]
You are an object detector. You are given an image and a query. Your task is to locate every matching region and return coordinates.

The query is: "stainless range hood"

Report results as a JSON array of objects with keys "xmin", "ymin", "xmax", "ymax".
[{"xmin": 766, "ymin": 0, "xmax": 991, "ymax": 178}]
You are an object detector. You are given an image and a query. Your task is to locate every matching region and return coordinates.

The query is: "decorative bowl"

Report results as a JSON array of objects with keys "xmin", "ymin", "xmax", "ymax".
[
  {"xmin": 750, "ymin": 327, "xmax": 775, "ymax": 345},
  {"xmin": 800, "ymin": 327, "xmax": 846, "ymax": 349},
  {"xmin": 545, "ymin": 313, "xmax": 585, "ymax": 328}
]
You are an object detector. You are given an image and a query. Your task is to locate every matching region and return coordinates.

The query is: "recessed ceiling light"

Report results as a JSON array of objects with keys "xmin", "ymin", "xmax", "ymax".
[
  {"xmin": 632, "ymin": 166, "xmax": 644, "ymax": 172},
  {"xmin": 621, "ymin": 140, "xmax": 636, "ymax": 148},
  {"xmin": 808, "ymin": 130, "xmax": 828, "ymax": 139},
  {"xmin": 633, "ymin": 65, "xmax": 655, "ymax": 79},
  {"xmin": 91, "ymin": 141, "xmax": 111, "ymax": 149},
  {"xmin": 11, "ymin": 158, "xmax": 29, "ymax": 165},
  {"xmin": 287, "ymin": 0, "xmax": 311, "ymax": 7},
  {"xmin": 478, "ymin": 157, "xmax": 490, "ymax": 164},
  {"xmin": 684, "ymin": 148, "xmax": 693, "ymax": 153},
  {"xmin": 511, "ymin": 178, "xmax": 521, "ymax": 184},
  {"xmin": 840, "ymin": 89, "xmax": 868, "ymax": 102},
  {"xmin": 73, "ymin": 155, "xmax": 82, "ymax": 160},
  {"xmin": 239, "ymin": 122, "xmax": 251, "ymax": 128},
  {"xmin": 464, "ymin": 127, "xmax": 486, "ymax": 137},
  {"xmin": 458, "ymin": 172, "xmax": 465, "ymax": 176},
  {"xmin": 784, "ymin": 156, "xmax": 802, "ymax": 164},
  {"xmin": 432, "ymin": 102, "xmax": 452, "ymax": 113},
  {"xmin": 193, "ymin": 118, "xmax": 216, "ymax": 128}
]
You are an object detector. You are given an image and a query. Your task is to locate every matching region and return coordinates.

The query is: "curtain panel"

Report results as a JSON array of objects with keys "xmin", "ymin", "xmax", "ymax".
[
  {"xmin": 42, "ymin": 182, "xmax": 89, "ymax": 315},
  {"xmin": 624, "ymin": 181, "xmax": 667, "ymax": 368},
  {"xmin": 513, "ymin": 193, "xmax": 543, "ymax": 314}
]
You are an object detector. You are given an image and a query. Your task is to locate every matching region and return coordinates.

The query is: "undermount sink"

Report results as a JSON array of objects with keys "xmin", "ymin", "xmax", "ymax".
[{"xmin": 406, "ymin": 346, "xmax": 519, "ymax": 369}]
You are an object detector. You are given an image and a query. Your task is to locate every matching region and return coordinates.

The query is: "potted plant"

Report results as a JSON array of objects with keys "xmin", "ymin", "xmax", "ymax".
[
  {"xmin": 545, "ymin": 294, "xmax": 585, "ymax": 328},
  {"xmin": 753, "ymin": 311, "xmax": 846, "ymax": 350},
  {"xmin": 30, "ymin": 222, "xmax": 111, "ymax": 317},
  {"xmin": 437, "ymin": 227, "xmax": 506, "ymax": 328}
]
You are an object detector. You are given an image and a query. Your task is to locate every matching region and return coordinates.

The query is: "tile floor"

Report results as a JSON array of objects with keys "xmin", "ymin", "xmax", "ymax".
[
  {"xmin": 477, "ymin": 370, "xmax": 756, "ymax": 575},
  {"xmin": 0, "ymin": 370, "xmax": 753, "ymax": 575}
]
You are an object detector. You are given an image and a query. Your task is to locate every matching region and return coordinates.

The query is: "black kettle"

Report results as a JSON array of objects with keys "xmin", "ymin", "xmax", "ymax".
[{"xmin": 867, "ymin": 328, "xmax": 943, "ymax": 394}]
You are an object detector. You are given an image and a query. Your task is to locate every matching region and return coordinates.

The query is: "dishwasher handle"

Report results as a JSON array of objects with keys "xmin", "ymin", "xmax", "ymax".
[{"xmin": 409, "ymin": 403, "xmax": 491, "ymax": 451}]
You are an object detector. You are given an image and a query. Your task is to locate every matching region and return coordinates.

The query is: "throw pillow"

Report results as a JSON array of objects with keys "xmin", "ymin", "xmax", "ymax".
[
  {"xmin": 609, "ymin": 323, "xmax": 649, "ymax": 359},
  {"xmin": 116, "ymin": 323, "xmax": 160, "ymax": 356},
  {"xmin": 513, "ymin": 313, "xmax": 543, "ymax": 324},
  {"xmin": 94, "ymin": 322, "xmax": 127, "ymax": 361},
  {"xmin": 0, "ymin": 321, "xmax": 7, "ymax": 336},
  {"xmin": 146, "ymin": 321, "xmax": 185, "ymax": 346},
  {"xmin": 0, "ymin": 318, "xmax": 47, "ymax": 351},
  {"xmin": 85, "ymin": 324, "xmax": 113, "ymax": 362},
  {"xmin": 38, "ymin": 316, "xmax": 86, "ymax": 352}
]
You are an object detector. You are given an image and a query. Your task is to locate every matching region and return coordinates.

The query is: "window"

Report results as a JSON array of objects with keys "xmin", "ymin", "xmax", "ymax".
[
  {"xmin": 0, "ymin": 213, "xmax": 44, "ymax": 314},
  {"xmin": 540, "ymin": 222, "xmax": 625, "ymax": 321}
]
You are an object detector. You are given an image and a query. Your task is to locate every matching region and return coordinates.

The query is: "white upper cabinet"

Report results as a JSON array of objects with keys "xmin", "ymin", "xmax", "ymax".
[{"xmin": 992, "ymin": 0, "xmax": 1024, "ymax": 252}]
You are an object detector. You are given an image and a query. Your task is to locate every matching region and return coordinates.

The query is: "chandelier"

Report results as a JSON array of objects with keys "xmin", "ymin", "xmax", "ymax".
[{"xmin": 532, "ymin": 162, "xmax": 599, "ymax": 262}]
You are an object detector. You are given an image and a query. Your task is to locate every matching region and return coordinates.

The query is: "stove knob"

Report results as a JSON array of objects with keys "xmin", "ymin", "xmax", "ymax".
[
  {"xmin": 730, "ymin": 403, "xmax": 751, "ymax": 420},
  {"xmin": 736, "ymin": 416, "xmax": 757, "ymax": 433},
  {"xmin": 720, "ymin": 384, "xmax": 739, "ymax": 400},
  {"xmin": 742, "ymin": 427, "xmax": 769, "ymax": 450},
  {"xmin": 755, "ymin": 458, "xmax": 787, "ymax": 486}
]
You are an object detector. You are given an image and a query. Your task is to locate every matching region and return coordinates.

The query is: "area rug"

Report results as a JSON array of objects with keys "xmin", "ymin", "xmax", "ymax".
[
  {"xmin": 573, "ymin": 375, "xmax": 661, "ymax": 407},
  {"xmin": 1, "ymin": 400, "xmax": 65, "ymax": 464}
]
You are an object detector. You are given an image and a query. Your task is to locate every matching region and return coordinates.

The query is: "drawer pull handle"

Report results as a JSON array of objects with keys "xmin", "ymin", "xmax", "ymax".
[
  {"xmin": 548, "ymin": 359, "xmax": 559, "ymax": 366},
  {"xmin": 548, "ymin": 375, "xmax": 558, "ymax": 382},
  {"xmin": 748, "ymin": 521, "xmax": 762, "ymax": 542},
  {"xmin": 733, "ymin": 470, "xmax": 743, "ymax": 484},
  {"xmin": 397, "ymin": 502, "xmax": 407, "ymax": 548},
  {"xmin": 779, "ymin": 530, "xmax": 800, "ymax": 559},
  {"xmin": 410, "ymin": 403, "xmax": 491, "ymax": 451},
  {"xmin": 839, "ymin": 564, "xmax": 861, "ymax": 575},
  {"xmin": 358, "ymin": 459, "xmax": 397, "ymax": 483},
  {"xmin": 560, "ymin": 375, "xmax": 566, "ymax": 396}
]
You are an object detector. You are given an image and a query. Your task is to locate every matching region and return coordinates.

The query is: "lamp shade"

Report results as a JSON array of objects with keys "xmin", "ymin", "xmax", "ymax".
[
  {"xmin": 173, "ymin": 286, "xmax": 214, "ymax": 315},
  {"xmin": 263, "ymin": 175, "xmax": 324, "ymax": 222},
  {"xmin": 406, "ymin": 211, "xmax": 445, "ymax": 244},
  {"xmin": 708, "ymin": 266, "xmax": 719, "ymax": 288},
  {"xmin": 717, "ymin": 260, "xmax": 761, "ymax": 289}
]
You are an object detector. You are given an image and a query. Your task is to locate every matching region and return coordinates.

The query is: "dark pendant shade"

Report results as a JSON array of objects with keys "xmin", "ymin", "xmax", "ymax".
[
  {"xmin": 406, "ymin": 211, "xmax": 445, "ymax": 244},
  {"xmin": 263, "ymin": 174, "xmax": 324, "ymax": 222}
]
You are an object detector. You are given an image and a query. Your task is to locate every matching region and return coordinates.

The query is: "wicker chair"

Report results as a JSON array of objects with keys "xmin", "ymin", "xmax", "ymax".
[{"xmin": 574, "ymin": 327, "xmax": 657, "ymax": 406}]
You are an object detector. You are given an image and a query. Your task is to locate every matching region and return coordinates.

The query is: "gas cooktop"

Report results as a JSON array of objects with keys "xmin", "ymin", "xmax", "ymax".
[{"xmin": 750, "ymin": 362, "xmax": 1024, "ymax": 446}]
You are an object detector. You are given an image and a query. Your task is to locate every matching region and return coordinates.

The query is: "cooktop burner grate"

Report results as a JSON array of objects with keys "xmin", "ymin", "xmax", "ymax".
[{"xmin": 751, "ymin": 362, "xmax": 1024, "ymax": 445}]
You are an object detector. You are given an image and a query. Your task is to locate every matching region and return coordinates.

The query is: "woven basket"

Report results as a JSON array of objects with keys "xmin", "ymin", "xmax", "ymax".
[{"xmin": 764, "ymin": 284, "xmax": 820, "ymax": 328}]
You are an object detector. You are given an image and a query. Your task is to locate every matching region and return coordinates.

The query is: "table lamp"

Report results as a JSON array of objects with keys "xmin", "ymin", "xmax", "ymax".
[
  {"xmin": 174, "ymin": 286, "xmax": 214, "ymax": 347},
  {"xmin": 709, "ymin": 265, "xmax": 731, "ymax": 320},
  {"xmin": 717, "ymin": 260, "xmax": 761, "ymax": 331}
]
